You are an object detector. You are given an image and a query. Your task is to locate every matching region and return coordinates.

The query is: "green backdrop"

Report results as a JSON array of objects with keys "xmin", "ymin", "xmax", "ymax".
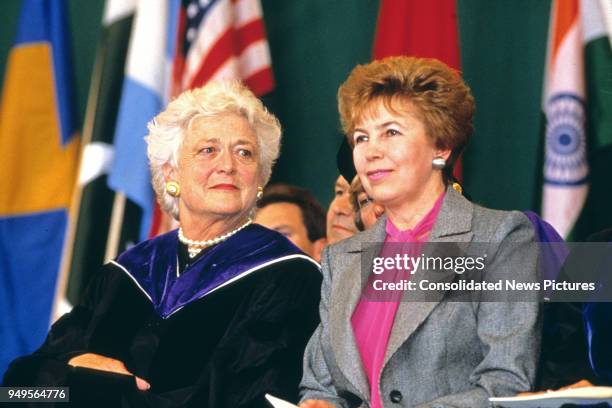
[{"xmin": 0, "ymin": 0, "xmax": 552, "ymax": 212}]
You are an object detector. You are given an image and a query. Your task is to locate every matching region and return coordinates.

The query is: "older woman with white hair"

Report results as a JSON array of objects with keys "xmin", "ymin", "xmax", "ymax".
[{"xmin": 3, "ymin": 81, "xmax": 322, "ymax": 408}]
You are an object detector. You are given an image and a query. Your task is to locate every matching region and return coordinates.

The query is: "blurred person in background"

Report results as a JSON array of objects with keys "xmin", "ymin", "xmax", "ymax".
[
  {"xmin": 349, "ymin": 176, "xmax": 385, "ymax": 231},
  {"xmin": 338, "ymin": 137, "xmax": 385, "ymax": 232},
  {"xmin": 255, "ymin": 183, "xmax": 327, "ymax": 262},
  {"xmin": 326, "ymin": 175, "xmax": 359, "ymax": 244}
]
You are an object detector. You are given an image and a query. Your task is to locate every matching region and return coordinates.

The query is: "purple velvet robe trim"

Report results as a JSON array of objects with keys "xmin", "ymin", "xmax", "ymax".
[
  {"xmin": 115, "ymin": 224, "xmax": 308, "ymax": 319},
  {"xmin": 523, "ymin": 210, "xmax": 569, "ymax": 283}
]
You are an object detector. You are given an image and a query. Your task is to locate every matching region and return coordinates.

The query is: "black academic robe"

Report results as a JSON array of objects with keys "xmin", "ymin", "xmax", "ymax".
[
  {"xmin": 3, "ymin": 225, "xmax": 322, "ymax": 407},
  {"xmin": 536, "ymin": 227, "xmax": 612, "ymax": 389}
]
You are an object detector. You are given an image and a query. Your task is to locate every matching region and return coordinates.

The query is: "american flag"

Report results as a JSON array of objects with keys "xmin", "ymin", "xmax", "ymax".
[{"xmin": 172, "ymin": 0, "xmax": 275, "ymax": 97}]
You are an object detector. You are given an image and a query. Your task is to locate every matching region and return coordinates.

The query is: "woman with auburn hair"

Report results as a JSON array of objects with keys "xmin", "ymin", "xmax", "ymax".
[
  {"xmin": 300, "ymin": 57, "xmax": 540, "ymax": 408},
  {"xmin": 4, "ymin": 80, "xmax": 322, "ymax": 408}
]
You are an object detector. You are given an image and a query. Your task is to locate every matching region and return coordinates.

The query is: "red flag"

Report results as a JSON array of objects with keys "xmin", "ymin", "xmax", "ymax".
[{"xmin": 373, "ymin": 0, "xmax": 463, "ymax": 180}]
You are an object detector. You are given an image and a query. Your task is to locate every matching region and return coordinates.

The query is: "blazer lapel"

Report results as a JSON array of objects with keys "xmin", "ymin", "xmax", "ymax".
[
  {"xmin": 383, "ymin": 188, "xmax": 475, "ymax": 367},
  {"xmin": 329, "ymin": 217, "xmax": 387, "ymax": 401}
]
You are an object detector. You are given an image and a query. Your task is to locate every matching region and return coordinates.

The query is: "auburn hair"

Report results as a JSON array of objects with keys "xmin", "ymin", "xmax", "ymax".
[{"xmin": 338, "ymin": 56, "xmax": 475, "ymax": 181}]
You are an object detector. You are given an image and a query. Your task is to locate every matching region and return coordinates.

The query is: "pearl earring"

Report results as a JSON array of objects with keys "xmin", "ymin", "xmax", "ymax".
[{"xmin": 432, "ymin": 157, "xmax": 446, "ymax": 170}]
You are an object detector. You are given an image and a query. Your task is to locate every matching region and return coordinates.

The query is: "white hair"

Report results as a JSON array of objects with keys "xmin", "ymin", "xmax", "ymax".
[{"xmin": 146, "ymin": 80, "xmax": 281, "ymax": 220}]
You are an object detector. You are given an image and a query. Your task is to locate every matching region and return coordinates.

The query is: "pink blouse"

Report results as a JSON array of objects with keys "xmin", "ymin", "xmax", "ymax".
[{"xmin": 351, "ymin": 193, "xmax": 445, "ymax": 408}]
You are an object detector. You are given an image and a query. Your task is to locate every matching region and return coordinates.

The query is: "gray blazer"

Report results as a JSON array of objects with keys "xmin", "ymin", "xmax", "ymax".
[{"xmin": 300, "ymin": 188, "xmax": 541, "ymax": 408}]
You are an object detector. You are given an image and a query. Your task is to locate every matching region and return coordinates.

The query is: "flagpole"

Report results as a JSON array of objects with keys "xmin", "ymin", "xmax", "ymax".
[
  {"xmin": 105, "ymin": 192, "xmax": 127, "ymax": 261},
  {"xmin": 52, "ymin": 42, "xmax": 105, "ymax": 322}
]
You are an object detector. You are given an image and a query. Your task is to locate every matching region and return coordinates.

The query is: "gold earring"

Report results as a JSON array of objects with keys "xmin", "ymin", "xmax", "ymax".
[
  {"xmin": 256, "ymin": 186, "xmax": 263, "ymax": 200},
  {"xmin": 166, "ymin": 181, "xmax": 180, "ymax": 197}
]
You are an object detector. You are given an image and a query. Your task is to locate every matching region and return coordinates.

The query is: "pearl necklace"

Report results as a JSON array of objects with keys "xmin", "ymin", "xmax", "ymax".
[{"xmin": 178, "ymin": 218, "xmax": 253, "ymax": 258}]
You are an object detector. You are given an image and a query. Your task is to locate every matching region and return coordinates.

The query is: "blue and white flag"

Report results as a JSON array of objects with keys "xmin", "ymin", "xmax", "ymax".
[{"xmin": 108, "ymin": 0, "xmax": 178, "ymax": 241}]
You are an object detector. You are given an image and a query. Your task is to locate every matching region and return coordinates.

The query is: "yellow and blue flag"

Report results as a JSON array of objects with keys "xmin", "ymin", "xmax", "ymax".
[{"xmin": 0, "ymin": 0, "xmax": 79, "ymax": 377}]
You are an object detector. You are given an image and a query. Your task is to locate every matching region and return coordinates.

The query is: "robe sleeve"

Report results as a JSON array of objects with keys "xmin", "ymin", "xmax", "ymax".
[
  {"xmin": 585, "ymin": 302, "xmax": 612, "ymax": 384},
  {"xmin": 2, "ymin": 264, "xmax": 119, "ymax": 387}
]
